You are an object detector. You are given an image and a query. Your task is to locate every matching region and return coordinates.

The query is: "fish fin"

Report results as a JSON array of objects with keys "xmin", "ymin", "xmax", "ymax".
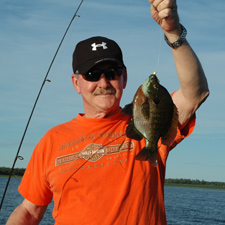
[
  {"xmin": 135, "ymin": 147, "xmax": 158, "ymax": 167},
  {"xmin": 161, "ymin": 104, "xmax": 178, "ymax": 145},
  {"xmin": 122, "ymin": 103, "xmax": 133, "ymax": 116},
  {"xmin": 126, "ymin": 120, "xmax": 143, "ymax": 141}
]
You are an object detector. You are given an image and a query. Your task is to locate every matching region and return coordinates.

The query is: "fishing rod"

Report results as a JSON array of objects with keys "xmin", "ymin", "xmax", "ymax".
[{"xmin": 0, "ymin": 0, "xmax": 85, "ymax": 211}]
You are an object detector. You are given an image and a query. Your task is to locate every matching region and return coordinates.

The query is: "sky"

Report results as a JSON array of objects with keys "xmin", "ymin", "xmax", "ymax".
[{"xmin": 0, "ymin": 0, "xmax": 225, "ymax": 182}]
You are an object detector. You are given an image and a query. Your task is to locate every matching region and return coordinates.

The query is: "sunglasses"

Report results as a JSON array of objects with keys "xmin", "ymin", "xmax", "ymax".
[{"xmin": 81, "ymin": 67, "xmax": 124, "ymax": 82}]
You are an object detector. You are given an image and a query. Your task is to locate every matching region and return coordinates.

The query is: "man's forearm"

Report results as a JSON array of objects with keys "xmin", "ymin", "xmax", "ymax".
[
  {"xmin": 171, "ymin": 39, "xmax": 209, "ymax": 125},
  {"xmin": 172, "ymin": 40, "xmax": 209, "ymax": 101}
]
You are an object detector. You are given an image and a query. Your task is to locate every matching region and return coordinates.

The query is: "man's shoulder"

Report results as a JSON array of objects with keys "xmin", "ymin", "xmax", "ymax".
[{"xmin": 44, "ymin": 117, "xmax": 78, "ymax": 136}]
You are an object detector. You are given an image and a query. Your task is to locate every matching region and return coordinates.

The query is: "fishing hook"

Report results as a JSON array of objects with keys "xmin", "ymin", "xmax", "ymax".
[{"xmin": 0, "ymin": 0, "xmax": 85, "ymax": 211}]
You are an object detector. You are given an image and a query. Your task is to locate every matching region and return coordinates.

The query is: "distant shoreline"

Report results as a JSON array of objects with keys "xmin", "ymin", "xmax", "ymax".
[
  {"xmin": 165, "ymin": 178, "xmax": 225, "ymax": 190},
  {"xmin": 1, "ymin": 176, "xmax": 224, "ymax": 190},
  {"xmin": 165, "ymin": 183, "xmax": 225, "ymax": 190},
  {"xmin": 1, "ymin": 167, "xmax": 225, "ymax": 190}
]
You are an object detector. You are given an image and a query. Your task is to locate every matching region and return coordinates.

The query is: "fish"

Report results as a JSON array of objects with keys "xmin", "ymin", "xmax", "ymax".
[{"xmin": 122, "ymin": 73, "xmax": 178, "ymax": 167}]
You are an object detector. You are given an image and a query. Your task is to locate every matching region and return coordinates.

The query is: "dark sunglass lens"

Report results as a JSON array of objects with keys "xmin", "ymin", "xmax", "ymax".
[
  {"xmin": 83, "ymin": 67, "xmax": 123, "ymax": 81},
  {"xmin": 105, "ymin": 68, "xmax": 123, "ymax": 80},
  {"xmin": 84, "ymin": 70, "xmax": 102, "ymax": 81},
  {"xmin": 104, "ymin": 69, "xmax": 116, "ymax": 80}
]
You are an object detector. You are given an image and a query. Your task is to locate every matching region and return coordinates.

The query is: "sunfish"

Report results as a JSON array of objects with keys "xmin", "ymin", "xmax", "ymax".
[{"xmin": 122, "ymin": 73, "xmax": 178, "ymax": 167}]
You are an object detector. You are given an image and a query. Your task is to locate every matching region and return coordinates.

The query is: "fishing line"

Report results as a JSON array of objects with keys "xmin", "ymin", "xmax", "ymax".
[
  {"xmin": 0, "ymin": 0, "xmax": 85, "ymax": 211},
  {"xmin": 155, "ymin": 29, "xmax": 163, "ymax": 73}
]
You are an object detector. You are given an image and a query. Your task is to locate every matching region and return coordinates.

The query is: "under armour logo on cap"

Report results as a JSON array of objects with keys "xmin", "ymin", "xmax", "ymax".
[{"xmin": 91, "ymin": 42, "xmax": 108, "ymax": 51}]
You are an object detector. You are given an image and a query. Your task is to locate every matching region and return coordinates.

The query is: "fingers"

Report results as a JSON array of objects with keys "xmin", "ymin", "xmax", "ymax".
[
  {"xmin": 152, "ymin": 0, "xmax": 176, "ymax": 13},
  {"xmin": 149, "ymin": 0, "xmax": 178, "ymax": 21},
  {"xmin": 148, "ymin": 0, "xmax": 180, "ymax": 32},
  {"xmin": 157, "ymin": 8, "xmax": 172, "ymax": 20}
]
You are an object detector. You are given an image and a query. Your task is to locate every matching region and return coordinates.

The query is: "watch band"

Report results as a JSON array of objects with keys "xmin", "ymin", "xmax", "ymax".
[{"xmin": 164, "ymin": 24, "xmax": 187, "ymax": 49}]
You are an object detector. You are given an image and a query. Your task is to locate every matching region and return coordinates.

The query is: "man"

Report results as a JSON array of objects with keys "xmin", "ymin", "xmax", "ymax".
[{"xmin": 6, "ymin": 0, "xmax": 209, "ymax": 224}]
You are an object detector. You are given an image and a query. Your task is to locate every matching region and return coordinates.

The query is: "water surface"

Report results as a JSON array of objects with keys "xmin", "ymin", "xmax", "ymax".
[{"xmin": 1, "ymin": 177, "xmax": 225, "ymax": 224}]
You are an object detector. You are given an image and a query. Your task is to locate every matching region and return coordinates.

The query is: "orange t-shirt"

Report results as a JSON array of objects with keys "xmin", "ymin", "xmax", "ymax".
[{"xmin": 18, "ymin": 111, "xmax": 195, "ymax": 225}]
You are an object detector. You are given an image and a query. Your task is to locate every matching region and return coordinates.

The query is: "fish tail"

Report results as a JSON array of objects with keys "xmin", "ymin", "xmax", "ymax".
[{"xmin": 135, "ymin": 147, "xmax": 158, "ymax": 167}]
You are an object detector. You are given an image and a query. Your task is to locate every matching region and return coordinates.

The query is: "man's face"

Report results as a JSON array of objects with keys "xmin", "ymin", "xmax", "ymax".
[{"xmin": 72, "ymin": 62, "xmax": 127, "ymax": 118}]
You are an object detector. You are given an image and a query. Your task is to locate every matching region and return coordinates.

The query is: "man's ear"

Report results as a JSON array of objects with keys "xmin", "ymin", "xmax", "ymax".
[
  {"xmin": 71, "ymin": 74, "xmax": 81, "ymax": 94},
  {"xmin": 122, "ymin": 69, "xmax": 127, "ymax": 89}
]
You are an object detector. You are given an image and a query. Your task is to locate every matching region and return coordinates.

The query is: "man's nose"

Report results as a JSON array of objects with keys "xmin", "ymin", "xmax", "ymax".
[{"xmin": 98, "ymin": 74, "xmax": 110, "ymax": 88}]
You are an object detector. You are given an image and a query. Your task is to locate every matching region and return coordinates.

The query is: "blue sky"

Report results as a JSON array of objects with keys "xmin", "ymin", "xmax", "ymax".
[{"xmin": 0, "ymin": 0, "xmax": 225, "ymax": 182}]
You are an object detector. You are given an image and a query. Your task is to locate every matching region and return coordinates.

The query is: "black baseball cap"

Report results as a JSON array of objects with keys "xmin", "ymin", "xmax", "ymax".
[{"xmin": 72, "ymin": 36, "xmax": 125, "ymax": 74}]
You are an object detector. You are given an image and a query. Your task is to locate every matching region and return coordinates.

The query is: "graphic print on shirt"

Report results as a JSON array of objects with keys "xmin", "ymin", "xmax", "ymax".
[{"xmin": 55, "ymin": 141, "xmax": 134, "ymax": 166}]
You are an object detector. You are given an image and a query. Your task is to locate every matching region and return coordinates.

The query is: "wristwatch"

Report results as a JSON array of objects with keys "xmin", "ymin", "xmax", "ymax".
[{"xmin": 164, "ymin": 24, "xmax": 187, "ymax": 49}]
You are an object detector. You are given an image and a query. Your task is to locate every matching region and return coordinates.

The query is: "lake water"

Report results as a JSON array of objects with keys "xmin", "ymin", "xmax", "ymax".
[
  {"xmin": 165, "ymin": 186, "xmax": 225, "ymax": 225},
  {"xmin": 0, "ymin": 177, "xmax": 225, "ymax": 224}
]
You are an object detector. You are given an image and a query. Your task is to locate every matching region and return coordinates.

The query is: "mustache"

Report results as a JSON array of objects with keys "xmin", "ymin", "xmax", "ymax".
[{"xmin": 93, "ymin": 87, "xmax": 116, "ymax": 96}]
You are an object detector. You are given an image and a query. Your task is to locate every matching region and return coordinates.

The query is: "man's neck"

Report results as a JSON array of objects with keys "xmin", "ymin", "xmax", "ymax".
[{"xmin": 83, "ymin": 107, "xmax": 121, "ymax": 118}]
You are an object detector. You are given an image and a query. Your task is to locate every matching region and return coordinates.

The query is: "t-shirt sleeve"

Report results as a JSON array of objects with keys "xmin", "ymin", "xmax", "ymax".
[
  {"xmin": 169, "ymin": 113, "xmax": 196, "ymax": 151},
  {"xmin": 168, "ymin": 91, "xmax": 196, "ymax": 150},
  {"xmin": 158, "ymin": 113, "xmax": 196, "ymax": 164},
  {"xmin": 18, "ymin": 134, "xmax": 53, "ymax": 206}
]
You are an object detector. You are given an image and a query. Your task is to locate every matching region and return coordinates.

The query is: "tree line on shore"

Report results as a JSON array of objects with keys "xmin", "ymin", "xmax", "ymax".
[
  {"xmin": 0, "ymin": 167, "xmax": 25, "ymax": 176},
  {"xmin": 0, "ymin": 167, "xmax": 224, "ymax": 187},
  {"xmin": 165, "ymin": 178, "xmax": 225, "ymax": 187}
]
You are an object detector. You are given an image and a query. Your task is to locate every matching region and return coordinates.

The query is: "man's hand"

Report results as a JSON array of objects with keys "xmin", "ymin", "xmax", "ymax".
[{"xmin": 148, "ymin": 0, "xmax": 180, "ymax": 33}]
